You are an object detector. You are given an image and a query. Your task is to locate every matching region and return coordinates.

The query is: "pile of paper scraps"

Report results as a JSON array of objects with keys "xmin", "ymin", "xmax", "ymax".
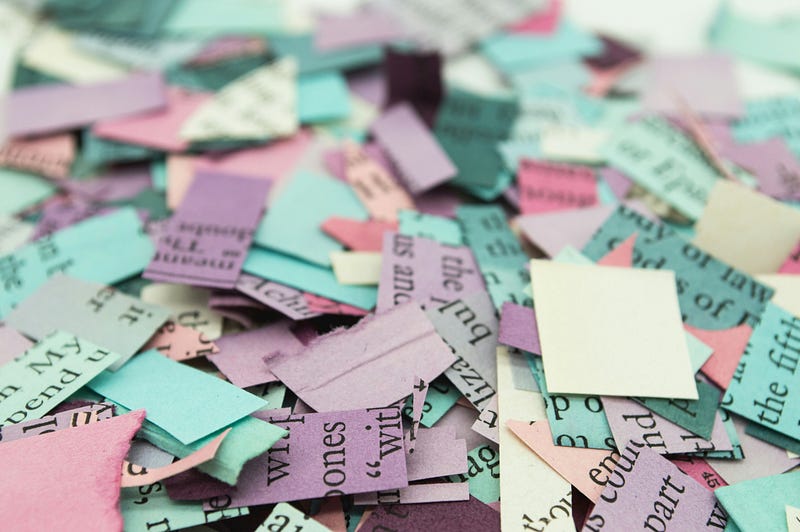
[{"xmin": 1, "ymin": 0, "xmax": 800, "ymax": 530}]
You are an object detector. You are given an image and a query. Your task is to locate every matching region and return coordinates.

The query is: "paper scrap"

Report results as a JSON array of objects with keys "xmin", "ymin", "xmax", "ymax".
[
  {"xmin": 518, "ymin": 158, "xmax": 597, "ymax": 214},
  {"xmin": 583, "ymin": 440, "xmax": 728, "ymax": 531},
  {"xmin": 208, "ymin": 321, "xmax": 305, "ymax": 388},
  {"xmin": 5, "ymin": 72, "xmax": 166, "ymax": 137},
  {"xmin": 6, "ymin": 274, "xmax": 170, "ymax": 370},
  {"xmin": 507, "ymin": 419, "xmax": 615, "ymax": 502},
  {"xmin": 0, "ymin": 410, "xmax": 143, "ymax": 532},
  {"xmin": 354, "ymin": 482, "xmax": 470, "ymax": 505},
  {"xmin": 693, "ymin": 179, "xmax": 800, "ymax": 275},
  {"xmin": 360, "ymin": 496, "xmax": 500, "ymax": 531},
  {"xmin": 0, "ymin": 208, "xmax": 154, "ymax": 318},
  {"xmin": 272, "ymin": 302, "xmax": 455, "ymax": 412},
  {"xmin": 207, "ymin": 407, "xmax": 408, "ymax": 507},
  {"xmin": 243, "ymin": 247, "xmax": 377, "ymax": 310},
  {"xmin": 0, "ymin": 331, "xmax": 121, "ymax": 426},
  {"xmin": 140, "ymin": 283, "xmax": 223, "ymax": 340},
  {"xmin": 342, "ymin": 141, "xmax": 414, "ymax": 222},
  {"xmin": 145, "ymin": 171, "xmax": 270, "ymax": 289},
  {"xmin": 371, "ymin": 103, "xmax": 456, "ymax": 195},
  {"xmin": 722, "ymin": 303, "xmax": 800, "ymax": 442},
  {"xmin": 88, "ymin": 350, "xmax": 266, "ymax": 445},
  {"xmin": 428, "ymin": 292, "xmax": 498, "ymax": 411},
  {"xmin": 530, "ymin": 259, "xmax": 697, "ymax": 399},
  {"xmin": 330, "ymin": 251, "xmax": 382, "ymax": 286},
  {"xmin": 602, "ymin": 396, "xmax": 733, "ymax": 455},
  {"xmin": 254, "ymin": 172, "xmax": 367, "ymax": 267},
  {"xmin": 180, "ymin": 57, "xmax": 298, "ymax": 141},
  {"xmin": 122, "ymin": 429, "xmax": 230, "ymax": 488},
  {"xmin": 257, "ymin": 502, "xmax": 332, "ymax": 532},
  {"xmin": 377, "ymin": 232, "xmax": 484, "ymax": 313}
]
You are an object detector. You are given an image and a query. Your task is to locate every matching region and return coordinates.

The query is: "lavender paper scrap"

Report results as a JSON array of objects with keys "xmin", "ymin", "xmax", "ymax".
[
  {"xmin": 498, "ymin": 302, "xmax": 541, "ymax": 354},
  {"xmin": 371, "ymin": 103, "xmax": 456, "ymax": 194},
  {"xmin": 272, "ymin": 302, "xmax": 456, "ymax": 412},
  {"xmin": 206, "ymin": 406, "xmax": 408, "ymax": 507},
  {"xmin": 235, "ymin": 274, "xmax": 322, "ymax": 320},
  {"xmin": 377, "ymin": 232, "xmax": 485, "ymax": 313},
  {"xmin": 145, "ymin": 172, "xmax": 270, "ymax": 289},
  {"xmin": 5, "ymin": 72, "xmax": 167, "ymax": 137},
  {"xmin": 583, "ymin": 441, "xmax": 727, "ymax": 531},
  {"xmin": 602, "ymin": 396, "xmax": 733, "ymax": 455},
  {"xmin": 208, "ymin": 321, "xmax": 305, "ymax": 388}
]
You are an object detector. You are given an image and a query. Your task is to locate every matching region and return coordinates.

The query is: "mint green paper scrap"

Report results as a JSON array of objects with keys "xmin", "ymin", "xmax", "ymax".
[
  {"xmin": 601, "ymin": 117, "xmax": 720, "ymax": 220},
  {"xmin": 403, "ymin": 376, "xmax": 461, "ymax": 428},
  {"xmin": 0, "ymin": 331, "xmax": 120, "ymax": 426},
  {"xmin": 448, "ymin": 444, "xmax": 500, "ymax": 504},
  {"xmin": 0, "ymin": 168, "xmax": 56, "ymax": 215},
  {"xmin": 711, "ymin": 2, "xmax": 800, "ymax": 73},
  {"xmin": 527, "ymin": 353, "xmax": 615, "ymax": 450},
  {"xmin": 243, "ymin": 247, "xmax": 377, "ymax": 310},
  {"xmin": 115, "ymin": 400, "xmax": 286, "ymax": 485},
  {"xmin": 582, "ymin": 204, "xmax": 773, "ymax": 330},
  {"xmin": 254, "ymin": 172, "xmax": 367, "ymax": 267},
  {"xmin": 457, "ymin": 205, "xmax": 531, "ymax": 310},
  {"xmin": 398, "ymin": 210, "xmax": 463, "ymax": 246},
  {"xmin": 121, "ymin": 484, "xmax": 249, "ymax": 532},
  {"xmin": 635, "ymin": 380, "xmax": 721, "ymax": 439},
  {"xmin": 722, "ymin": 303, "xmax": 800, "ymax": 442},
  {"xmin": 481, "ymin": 23, "xmax": 602, "ymax": 74},
  {"xmin": 298, "ymin": 71, "xmax": 351, "ymax": 123},
  {"xmin": 88, "ymin": 350, "xmax": 267, "ymax": 445},
  {"xmin": 715, "ymin": 471, "xmax": 800, "ymax": 532},
  {"xmin": 0, "ymin": 207, "xmax": 154, "ymax": 318}
]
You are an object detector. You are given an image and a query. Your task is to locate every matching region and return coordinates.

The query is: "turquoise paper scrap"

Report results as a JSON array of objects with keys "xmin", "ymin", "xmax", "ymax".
[
  {"xmin": 0, "ymin": 207, "xmax": 154, "ymax": 318},
  {"xmin": 0, "ymin": 168, "xmax": 56, "ymax": 215},
  {"xmin": 527, "ymin": 354, "xmax": 616, "ymax": 450},
  {"xmin": 722, "ymin": 303, "xmax": 800, "ymax": 442},
  {"xmin": 398, "ymin": 210, "xmax": 463, "ymax": 246},
  {"xmin": 0, "ymin": 331, "xmax": 121, "ymax": 426},
  {"xmin": 481, "ymin": 23, "xmax": 602, "ymax": 74},
  {"xmin": 457, "ymin": 205, "xmax": 531, "ymax": 310},
  {"xmin": 88, "ymin": 350, "xmax": 267, "ymax": 445},
  {"xmin": 601, "ymin": 117, "xmax": 720, "ymax": 220},
  {"xmin": 254, "ymin": 172, "xmax": 367, "ymax": 267},
  {"xmin": 715, "ymin": 470, "xmax": 800, "ymax": 532}
]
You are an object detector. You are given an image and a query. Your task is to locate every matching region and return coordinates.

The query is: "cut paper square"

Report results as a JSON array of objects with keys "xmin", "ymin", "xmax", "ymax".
[{"xmin": 530, "ymin": 259, "xmax": 697, "ymax": 399}]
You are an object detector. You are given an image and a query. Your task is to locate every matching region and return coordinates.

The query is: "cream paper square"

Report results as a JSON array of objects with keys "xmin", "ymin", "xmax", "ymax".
[{"xmin": 530, "ymin": 259, "xmax": 698, "ymax": 399}]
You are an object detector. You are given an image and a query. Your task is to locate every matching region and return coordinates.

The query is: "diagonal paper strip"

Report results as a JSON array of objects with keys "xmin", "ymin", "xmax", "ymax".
[{"xmin": 121, "ymin": 428, "xmax": 230, "ymax": 487}]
